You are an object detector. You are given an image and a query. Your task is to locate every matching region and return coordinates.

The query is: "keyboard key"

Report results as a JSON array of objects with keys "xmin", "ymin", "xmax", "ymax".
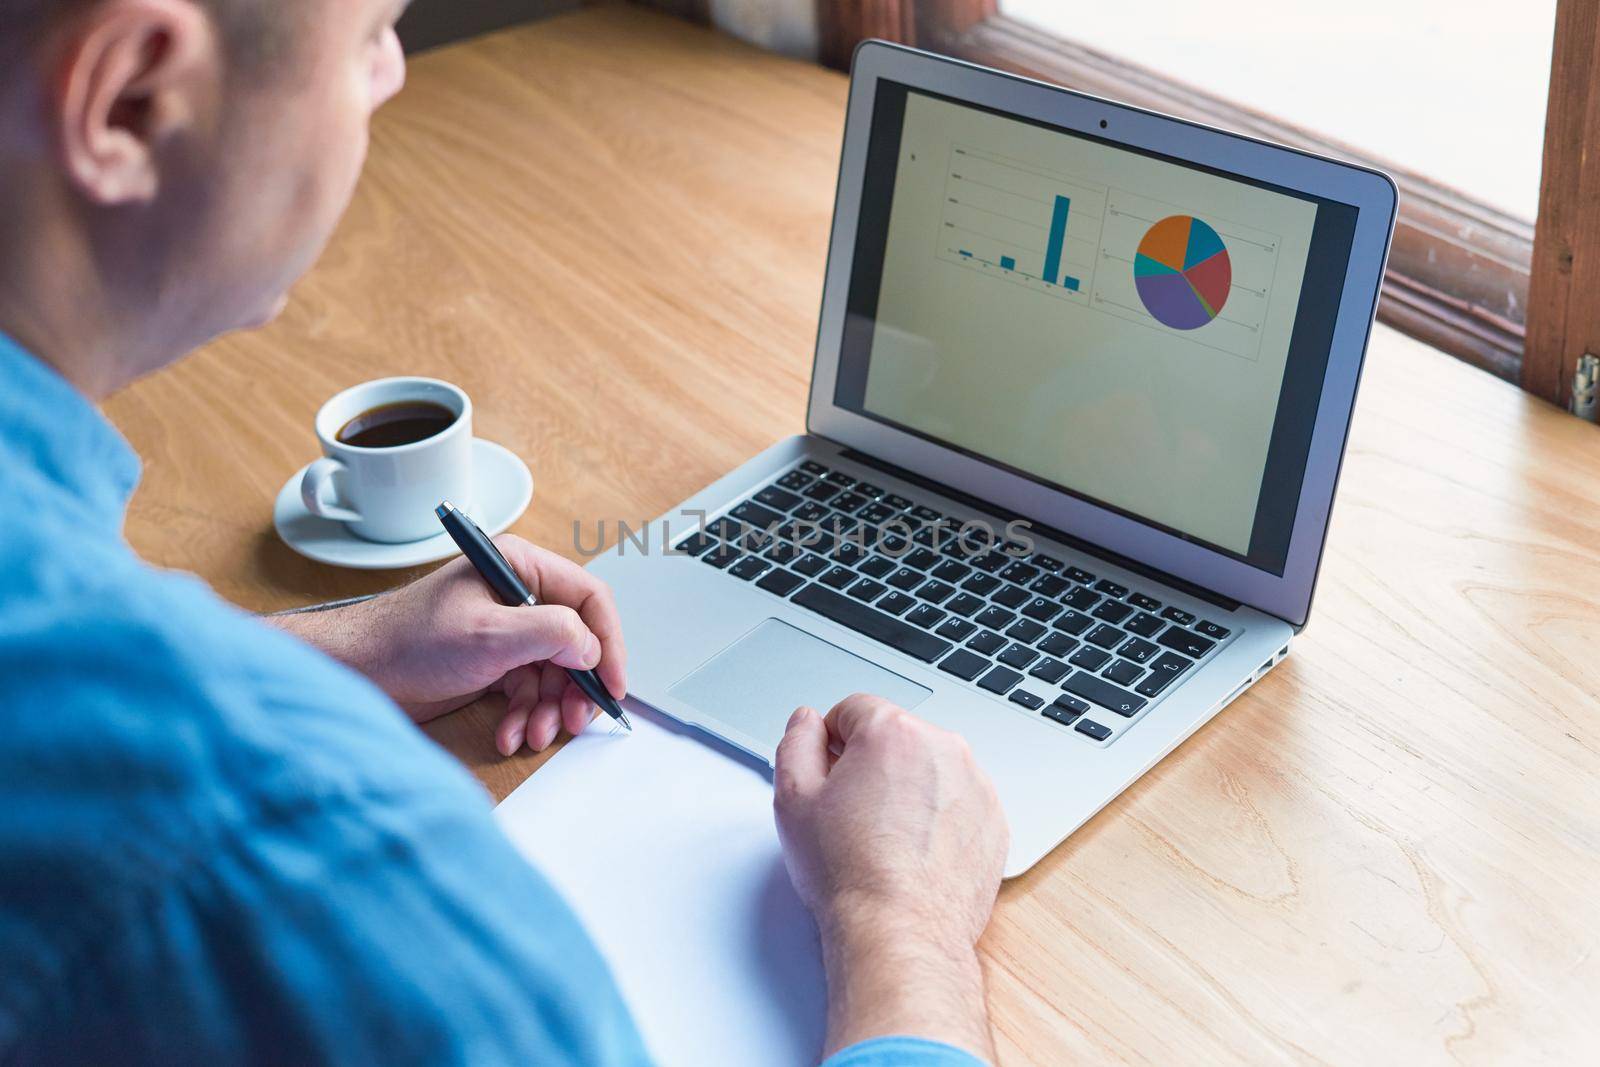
[
  {"xmin": 971, "ymin": 552, "xmax": 1008, "ymax": 574},
  {"xmin": 825, "ymin": 471, "xmax": 856, "ymax": 486},
  {"xmin": 1022, "ymin": 597, "xmax": 1062, "ymax": 622},
  {"xmin": 1009, "ymin": 690, "xmax": 1045, "ymax": 710},
  {"xmin": 1029, "ymin": 574, "xmax": 1071, "ymax": 597},
  {"xmin": 732, "ymin": 500, "xmax": 783, "ymax": 530},
  {"xmin": 756, "ymin": 569, "xmax": 804, "ymax": 597},
  {"xmin": 1053, "ymin": 610, "xmax": 1093, "ymax": 636},
  {"xmin": 915, "ymin": 579, "xmax": 956, "ymax": 604},
  {"xmin": 804, "ymin": 481, "xmax": 841, "ymax": 502},
  {"xmin": 847, "ymin": 578, "xmax": 887, "ymax": 603},
  {"xmin": 910, "ymin": 505, "xmax": 943, "ymax": 523},
  {"xmin": 992, "ymin": 584, "xmax": 1029, "ymax": 609},
  {"xmin": 1129, "ymin": 593, "xmax": 1162, "ymax": 612},
  {"xmin": 1118, "ymin": 637, "xmax": 1160, "ymax": 664},
  {"xmin": 1063, "ymin": 587, "xmax": 1099, "ymax": 611},
  {"xmin": 1038, "ymin": 632, "xmax": 1079, "ymax": 657},
  {"xmin": 1157, "ymin": 628, "xmax": 1216, "ymax": 659},
  {"xmin": 887, "ymin": 567, "xmax": 923, "ymax": 590},
  {"xmin": 1075, "ymin": 719, "xmax": 1112, "ymax": 741},
  {"xmin": 791, "ymin": 501, "xmax": 829, "ymax": 525},
  {"xmin": 1029, "ymin": 657, "xmax": 1069, "ymax": 684},
  {"xmin": 793, "ymin": 584, "xmax": 952, "ymax": 662},
  {"xmin": 1091, "ymin": 600, "xmax": 1134, "ymax": 624},
  {"xmin": 854, "ymin": 481, "xmax": 884, "ymax": 498},
  {"xmin": 1053, "ymin": 693, "xmax": 1090, "ymax": 715},
  {"xmin": 978, "ymin": 666, "xmax": 1023, "ymax": 694},
  {"xmin": 1136, "ymin": 652, "xmax": 1193, "ymax": 696},
  {"xmin": 703, "ymin": 547, "xmax": 741, "ymax": 569},
  {"xmin": 707, "ymin": 516, "xmax": 742, "ymax": 539},
  {"xmin": 778, "ymin": 469, "xmax": 813, "ymax": 490},
  {"xmin": 1125, "ymin": 612, "xmax": 1164, "ymax": 637},
  {"xmin": 792, "ymin": 553, "xmax": 829, "ymax": 577},
  {"xmin": 832, "ymin": 491, "xmax": 869, "ymax": 514},
  {"xmin": 857, "ymin": 554, "xmax": 895, "ymax": 579},
  {"xmin": 905, "ymin": 604, "xmax": 947, "ymax": 629},
  {"xmin": 1161, "ymin": 606, "xmax": 1197, "ymax": 626},
  {"xmin": 945, "ymin": 593, "xmax": 986, "ymax": 618},
  {"xmin": 820, "ymin": 566, "xmax": 855, "ymax": 589},
  {"xmin": 1062, "ymin": 671, "xmax": 1147, "ymax": 716},
  {"xmin": 938, "ymin": 649, "xmax": 989, "ymax": 681},
  {"xmin": 800, "ymin": 460, "xmax": 828, "ymax": 475},
  {"xmin": 936, "ymin": 618, "xmax": 977, "ymax": 641},
  {"xmin": 766, "ymin": 540, "xmax": 803, "ymax": 565},
  {"xmin": 931, "ymin": 559, "xmax": 971, "ymax": 583},
  {"xmin": 997, "ymin": 643, "xmax": 1038, "ymax": 669},
  {"xmin": 857, "ymin": 502, "xmax": 897, "ymax": 525},
  {"xmin": 1032, "ymin": 554, "xmax": 1064, "ymax": 572},
  {"xmin": 1005, "ymin": 619, "xmax": 1046, "ymax": 643},
  {"xmin": 1069, "ymin": 646, "xmax": 1111, "ymax": 670},
  {"xmin": 1086, "ymin": 624, "xmax": 1125, "ymax": 649},
  {"xmin": 729, "ymin": 555, "xmax": 771, "ymax": 581},
  {"xmin": 755, "ymin": 485, "xmax": 802, "ymax": 511},
  {"xmin": 966, "ymin": 630, "xmax": 1006, "ymax": 655},
  {"xmin": 883, "ymin": 493, "xmax": 913, "ymax": 510},
  {"xmin": 961, "ymin": 573, "xmax": 1001, "ymax": 596},
  {"xmin": 831, "ymin": 541, "xmax": 867, "ymax": 567},
  {"xmin": 999, "ymin": 562, "xmax": 1040, "ymax": 584},
  {"xmin": 904, "ymin": 547, "xmax": 941, "ymax": 570},
  {"xmin": 676, "ymin": 533, "xmax": 716, "ymax": 556},
  {"xmin": 1065, "ymin": 566, "xmax": 1096, "ymax": 583},
  {"xmin": 877, "ymin": 590, "xmax": 915, "ymax": 616},
  {"xmin": 1103, "ymin": 659, "xmax": 1143, "ymax": 686},
  {"xmin": 1043, "ymin": 704, "xmax": 1080, "ymax": 727},
  {"xmin": 974, "ymin": 606, "xmax": 1015, "ymax": 630},
  {"xmin": 1094, "ymin": 579, "xmax": 1130, "ymax": 598},
  {"xmin": 1196, "ymin": 620, "xmax": 1231, "ymax": 639}
]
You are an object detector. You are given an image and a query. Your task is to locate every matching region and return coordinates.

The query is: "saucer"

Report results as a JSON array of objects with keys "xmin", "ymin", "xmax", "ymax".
[{"xmin": 274, "ymin": 438, "xmax": 533, "ymax": 570}]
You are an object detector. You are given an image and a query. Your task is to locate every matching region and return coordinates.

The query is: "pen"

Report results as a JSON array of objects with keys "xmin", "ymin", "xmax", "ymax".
[{"xmin": 435, "ymin": 501, "xmax": 632, "ymax": 733}]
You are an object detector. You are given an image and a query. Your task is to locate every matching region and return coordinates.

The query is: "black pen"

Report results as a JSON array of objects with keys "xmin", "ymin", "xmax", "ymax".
[{"xmin": 435, "ymin": 501, "xmax": 632, "ymax": 733}]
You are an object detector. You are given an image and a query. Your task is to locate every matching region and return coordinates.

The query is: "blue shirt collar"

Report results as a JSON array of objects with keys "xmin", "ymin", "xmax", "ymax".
[{"xmin": 0, "ymin": 330, "xmax": 141, "ymax": 528}]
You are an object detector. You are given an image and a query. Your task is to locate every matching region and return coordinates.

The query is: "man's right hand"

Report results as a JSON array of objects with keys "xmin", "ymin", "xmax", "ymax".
[{"xmin": 773, "ymin": 694, "xmax": 1008, "ymax": 1062}]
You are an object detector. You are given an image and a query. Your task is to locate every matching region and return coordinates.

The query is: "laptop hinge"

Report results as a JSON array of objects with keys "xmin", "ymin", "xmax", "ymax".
[{"xmin": 838, "ymin": 447, "xmax": 1243, "ymax": 613}]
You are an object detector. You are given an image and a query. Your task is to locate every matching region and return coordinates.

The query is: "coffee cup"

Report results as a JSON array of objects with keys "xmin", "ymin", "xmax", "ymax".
[{"xmin": 301, "ymin": 377, "xmax": 473, "ymax": 543}]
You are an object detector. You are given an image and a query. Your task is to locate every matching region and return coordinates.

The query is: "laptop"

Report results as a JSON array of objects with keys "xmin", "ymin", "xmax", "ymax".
[{"xmin": 589, "ymin": 42, "xmax": 1396, "ymax": 876}]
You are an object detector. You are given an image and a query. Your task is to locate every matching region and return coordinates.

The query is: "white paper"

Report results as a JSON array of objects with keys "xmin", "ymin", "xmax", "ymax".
[{"xmin": 493, "ymin": 704, "xmax": 828, "ymax": 1066}]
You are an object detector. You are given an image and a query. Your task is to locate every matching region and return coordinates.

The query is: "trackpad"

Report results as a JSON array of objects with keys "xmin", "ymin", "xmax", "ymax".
[{"xmin": 668, "ymin": 619, "xmax": 932, "ymax": 753}]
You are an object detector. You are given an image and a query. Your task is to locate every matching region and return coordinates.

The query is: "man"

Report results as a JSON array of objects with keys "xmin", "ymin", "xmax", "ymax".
[{"xmin": 0, "ymin": 1, "xmax": 1011, "ymax": 1064}]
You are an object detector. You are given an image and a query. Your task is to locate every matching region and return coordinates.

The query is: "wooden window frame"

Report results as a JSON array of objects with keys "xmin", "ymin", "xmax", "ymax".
[{"xmin": 639, "ymin": 0, "xmax": 1595, "ymax": 413}]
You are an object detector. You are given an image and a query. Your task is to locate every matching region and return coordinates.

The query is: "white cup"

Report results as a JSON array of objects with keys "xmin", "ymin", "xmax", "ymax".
[{"xmin": 301, "ymin": 377, "xmax": 473, "ymax": 543}]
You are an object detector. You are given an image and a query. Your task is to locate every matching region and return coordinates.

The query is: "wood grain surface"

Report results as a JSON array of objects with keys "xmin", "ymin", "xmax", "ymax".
[{"xmin": 102, "ymin": 5, "xmax": 1600, "ymax": 1063}]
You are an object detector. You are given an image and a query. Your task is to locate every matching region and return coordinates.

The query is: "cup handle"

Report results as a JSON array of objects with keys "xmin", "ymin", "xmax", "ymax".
[{"xmin": 300, "ymin": 457, "xmax": 363, "ymax": 523}]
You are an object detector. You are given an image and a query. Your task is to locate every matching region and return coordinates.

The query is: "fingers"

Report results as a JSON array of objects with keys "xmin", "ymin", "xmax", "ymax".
[
  {"xmin": 773, "ymin": 706, "xmax": 829, "ymax": 805},
  {"xmin": 482, "ymin": 603, "xmax": 601, "ymax": 673},
  {"xmin": 495, "ymin": 666, "xmax": 542, "ymax": 756},
  {"xmin": 494, "ymin": 536, "xmax": 628, "ymax": 700},
  {"xmin": 560, "ymin": 679, "xmax": 594, "ymax": 737},
  {"xmin": 823, "ymin": 692, "xmax": 905, "ymax": 747},
  {"xmin": 527, "ymin": 664, "xmax": 568, "ymax": 751}
]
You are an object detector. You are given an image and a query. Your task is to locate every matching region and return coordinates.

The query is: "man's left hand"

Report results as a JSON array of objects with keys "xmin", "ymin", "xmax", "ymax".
[{"xmin": 271, "ymin": 535, "xmax": 627, "ymax": 755}]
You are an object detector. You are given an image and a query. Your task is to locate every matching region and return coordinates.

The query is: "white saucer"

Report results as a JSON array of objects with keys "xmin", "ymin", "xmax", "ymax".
[{"xmin": 274, "ymin": 438, "xmax": 533, "ymax": 570}]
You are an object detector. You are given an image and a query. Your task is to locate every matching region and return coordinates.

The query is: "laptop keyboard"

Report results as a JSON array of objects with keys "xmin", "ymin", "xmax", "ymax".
[{"xmin": 675, "ymin": 459, "xmax": 1236, "ymax": 745}]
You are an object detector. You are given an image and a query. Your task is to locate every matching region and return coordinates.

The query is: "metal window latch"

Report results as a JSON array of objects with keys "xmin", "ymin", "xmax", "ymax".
[{"xmin": 1573, "ymin": 354, "xmax": 1599, "ymax": 423}]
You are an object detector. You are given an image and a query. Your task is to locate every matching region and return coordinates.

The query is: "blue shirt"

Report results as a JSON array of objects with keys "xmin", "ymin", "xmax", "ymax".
[{"xmin": 0, "ymin": 335, "xmax": 984, "ymax": 1067}]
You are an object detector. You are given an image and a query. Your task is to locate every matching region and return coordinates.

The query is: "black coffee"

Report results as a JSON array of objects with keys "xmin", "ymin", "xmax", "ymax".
[{"xmin": 337, "ymin": 400, "xmax": 456, "ymax": 449}]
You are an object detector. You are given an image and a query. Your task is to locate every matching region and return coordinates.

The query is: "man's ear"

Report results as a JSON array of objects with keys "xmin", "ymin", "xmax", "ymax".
[{"xmin": 51, "ymin": 0, "xmax": 218, "ymax": 206}]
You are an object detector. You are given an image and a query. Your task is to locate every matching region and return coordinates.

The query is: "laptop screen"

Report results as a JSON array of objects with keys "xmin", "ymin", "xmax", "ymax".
[{"xmin": 831, "ymin": 82, "xmax": 1361, "ymax": 577}]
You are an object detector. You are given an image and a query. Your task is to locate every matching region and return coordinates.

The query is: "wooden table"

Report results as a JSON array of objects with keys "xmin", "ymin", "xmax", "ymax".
[{"xmin": 105, "ymin": 5, "xmax": 1600, "ymax": 1062}]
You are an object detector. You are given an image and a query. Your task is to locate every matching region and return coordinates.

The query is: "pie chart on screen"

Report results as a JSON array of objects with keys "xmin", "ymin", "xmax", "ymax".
[{"xmin": 1133, "ymin": 215, "xmax": 1232, "ymax": 330}]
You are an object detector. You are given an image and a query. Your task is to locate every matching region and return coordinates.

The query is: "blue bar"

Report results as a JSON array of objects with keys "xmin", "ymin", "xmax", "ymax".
[
  {"xmin": 959, "ymin": 249, "xmax": 973, "ymax": 257},
  {"xmin": 1062, "ymin": 276, "xmax": 1081, "ymax": 292},
  {"xmin": 1000, "ymin": 255, "xmax": 1016, "ymax": 270},
  {"xmin": 1042, "ymin": 195, "xmax": 1071, "ymax": 285}
]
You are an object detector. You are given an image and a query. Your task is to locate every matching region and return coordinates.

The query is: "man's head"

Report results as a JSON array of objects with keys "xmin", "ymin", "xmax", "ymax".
[{"xmin": 0, "ymin": 0, "xmax": 409, "ymax": 397}]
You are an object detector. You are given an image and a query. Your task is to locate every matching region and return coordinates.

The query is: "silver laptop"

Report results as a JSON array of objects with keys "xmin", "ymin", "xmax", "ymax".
[{"xmin": 589, "ymin": 42, "xmax": 1396, "ymax": 876}]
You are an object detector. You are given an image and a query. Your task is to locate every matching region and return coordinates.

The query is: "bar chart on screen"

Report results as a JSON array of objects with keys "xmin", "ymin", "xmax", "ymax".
[{"xmin": 938, "ymin": 144, "xmax": 1108, "ymax": 301}]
